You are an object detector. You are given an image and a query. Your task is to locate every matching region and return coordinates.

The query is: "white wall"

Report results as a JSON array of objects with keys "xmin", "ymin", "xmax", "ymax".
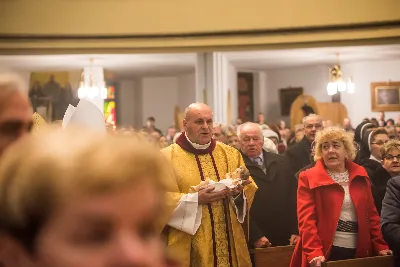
[
  {"xmin": 177, "ymin": 73, "xmax": 196, "ymax": 110},
  {"xmin": 117, "ymin": 73, "xmax": 195, "ymax": 132},
  {"xmin": 341, "ymin": 60, "xmax": 400, "ymax": 124},
  {"xmin": 142, "ymin": 76, "xmax": 179, "ymax": 133},
  {"xmin": 263, "ymin": 65, "xmax": 330, "ymax": 122},
  {"xmin": 259, "ymin": 61, "xmax": 400, "ymax": 124}
]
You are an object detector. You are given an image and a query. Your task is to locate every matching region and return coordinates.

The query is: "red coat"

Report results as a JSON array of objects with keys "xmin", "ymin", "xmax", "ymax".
[{"xmin": 290, "ymin": 160, "xmax": 388, "ymax": 267}]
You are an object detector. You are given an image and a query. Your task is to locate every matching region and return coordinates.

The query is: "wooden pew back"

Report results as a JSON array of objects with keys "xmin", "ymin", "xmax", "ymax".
[
  {"xmin": 322, "ymin": 255, "xmax": 393, "ymax": 267},
  {"xmin": 251, "ymin": 246, "xmax": 295, "ymax": 267}
]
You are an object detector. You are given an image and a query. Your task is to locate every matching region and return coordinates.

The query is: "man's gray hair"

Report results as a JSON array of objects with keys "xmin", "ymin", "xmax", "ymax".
[
  {"xmin": 214, "ymin": 122, "xmax": 229, "ymax": 136},
  {"xmin": 302, "ymin": 114, "xmax": 322, "ymax": 125},
  {"xmin": 237, "ymin": 122, "xmax": 263, "ymax": 139},
  {"xmin": 213, "ymin": 122, "xmax": 222, "ymax": 128},
  {"xmin": 0, "ymin": 73, "xmax": 27, "ymax": 100}
]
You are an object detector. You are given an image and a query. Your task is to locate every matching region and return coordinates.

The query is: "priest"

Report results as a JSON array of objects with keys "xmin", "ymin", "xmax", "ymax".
[{"xmin": 162, "ymin": 103, "xmax": 257, "ymax": 267}]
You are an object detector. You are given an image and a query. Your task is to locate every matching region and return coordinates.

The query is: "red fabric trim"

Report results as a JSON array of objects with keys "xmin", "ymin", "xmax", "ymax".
[{"xmin": 175, "ymin": 132, "xmax": 216, "ymax": 155}]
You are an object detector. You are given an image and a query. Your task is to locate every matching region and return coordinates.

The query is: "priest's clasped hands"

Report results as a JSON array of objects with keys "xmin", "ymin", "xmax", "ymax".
[{"xmin": 198, "ymin": 179, "xmax": 252, "ymax": 205}]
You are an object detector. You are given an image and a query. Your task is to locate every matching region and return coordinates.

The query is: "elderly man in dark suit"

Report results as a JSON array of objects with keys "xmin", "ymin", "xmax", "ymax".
[
  {"xmin": 285, "ymin": 114, "xmax": 322, "ymax": 175},
  {"xmin": 238, "ymin": 122, "xmax": 298, "ymax": 248}
]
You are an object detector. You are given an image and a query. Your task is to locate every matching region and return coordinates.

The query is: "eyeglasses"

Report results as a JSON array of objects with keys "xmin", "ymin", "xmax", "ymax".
[
  {"xmin": 305, "ymin": 124, "xmax": 322, "ymax": 130},
  {"xmin": 371, "ymin": 140, "xmax": 389, "ymax": 146},
  {"xmin": 384, "ymin": 155, "xmax": 400, "ymax": 161}
]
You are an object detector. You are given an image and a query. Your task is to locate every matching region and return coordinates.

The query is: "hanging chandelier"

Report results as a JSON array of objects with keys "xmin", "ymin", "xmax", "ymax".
[
  {"xmin": 77, "ymin": 59, "xmax": 107, "ymax": 99},
  {"xmin": 326, "ymin": 54, "xmax": 355, "ymax": 96}
]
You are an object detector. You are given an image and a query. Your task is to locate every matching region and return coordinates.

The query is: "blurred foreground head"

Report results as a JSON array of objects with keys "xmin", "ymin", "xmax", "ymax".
[
  {"xmin": 0, "ymin": 127, "xmax": 170, "ymax": 267},
  {"xmin": 0, "ymin": 73, "xmax": 33, "ymax": 157}
]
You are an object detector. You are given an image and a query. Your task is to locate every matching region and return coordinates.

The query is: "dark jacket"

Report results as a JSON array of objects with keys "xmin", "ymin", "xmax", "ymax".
[
  {"xmin": 241, "ymin": 150, "xmax": 298, "ymax": 246},
  {"xmin": 360, "ymin": 158, "xmax": 381, "ymax": 178},
  {"xmin": 369, "ymin": 165, "xmax": 392, "ymax": 215},
  {"xmin": 381, "ymin": 176, "xmax": 400, "ymax": 267},
  {"xmin": 285, "ymin": 135, "xmax": 313, "ymax": 175}
]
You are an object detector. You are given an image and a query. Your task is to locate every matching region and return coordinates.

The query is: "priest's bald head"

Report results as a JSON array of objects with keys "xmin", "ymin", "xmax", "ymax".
[
  {"xmin": 0, "ymin": 73, "xmax": 33, "ymax": 156},
  {"xmin": 183, "ymin": 103, "xmax": 213, "ymax": 145}
]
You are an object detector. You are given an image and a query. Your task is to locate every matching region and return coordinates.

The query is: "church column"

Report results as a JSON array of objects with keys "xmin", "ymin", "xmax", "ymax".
[{"xmin": 195, "ymin": 52, "xmax": 231, "ymax": 124}]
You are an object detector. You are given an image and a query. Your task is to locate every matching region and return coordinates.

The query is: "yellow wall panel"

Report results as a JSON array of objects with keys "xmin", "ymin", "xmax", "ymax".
[{"xmin": 0, "ymin": 0, "xmax": 400, "ymax": 35}]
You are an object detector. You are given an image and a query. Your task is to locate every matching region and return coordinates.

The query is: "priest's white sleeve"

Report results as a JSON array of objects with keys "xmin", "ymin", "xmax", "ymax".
[
  {"xmin": 167, "ymin": 193, "xmax": 202, "ymax": 235},
  {"xmin": 230, "ymin": 190, "xmax": 247, "ymax": 223}
]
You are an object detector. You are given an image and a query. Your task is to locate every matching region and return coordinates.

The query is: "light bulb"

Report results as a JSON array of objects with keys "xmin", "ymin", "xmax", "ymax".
[
  {"xmin": 327, "ymin": 82, "xmax": 337, "ymax": 96},
  {"xmin": 337, "ymin": 81, "xmax": 347, "ymax": 92}
]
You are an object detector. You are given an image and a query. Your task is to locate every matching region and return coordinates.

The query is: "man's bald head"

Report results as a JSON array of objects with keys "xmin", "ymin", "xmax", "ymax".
[
  {"xmin": 183, "ymin": 103, "xmax": 212, "ymax": 121},
  {"xmin": 183, "ymin": 103, "xmax": 213, "ymax": 145}
]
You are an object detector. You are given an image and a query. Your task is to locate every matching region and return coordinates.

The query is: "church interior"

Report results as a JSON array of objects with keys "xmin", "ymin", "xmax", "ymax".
[
  {"xmin": 1, "ymin": 44, "xmax": 400, "ymax": 132},
  {"xmin": 1, "ymin": 0, "xmax": 400, "ymax": 266}
]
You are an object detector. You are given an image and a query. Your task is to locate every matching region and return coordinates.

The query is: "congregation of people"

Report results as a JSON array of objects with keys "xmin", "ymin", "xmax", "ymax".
[{"xmin": 1, "ymin": 72, "xmax": 400, "ymax": 267}]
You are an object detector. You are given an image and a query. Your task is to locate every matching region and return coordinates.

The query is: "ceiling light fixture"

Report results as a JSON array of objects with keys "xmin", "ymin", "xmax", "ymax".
[
  {"xmin": 327, "ymin": 54, "xmax": 355, "ymax": 96},
  {"xmin": 78, "ymin": 59, "xmax": 107, "ymax": 99}
]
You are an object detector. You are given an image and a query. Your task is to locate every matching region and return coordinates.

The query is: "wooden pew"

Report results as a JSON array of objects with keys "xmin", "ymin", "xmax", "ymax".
[
  {"xmin": 251, "ymin": 246, "xmax": 295, "ymax": 267},
  {"xmin": 322, "ymin": 255, "xmax": 393, "ymax": 267}
]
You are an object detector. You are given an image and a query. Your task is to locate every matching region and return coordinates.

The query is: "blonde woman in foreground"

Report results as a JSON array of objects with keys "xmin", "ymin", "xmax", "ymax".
[{"xmin": 0, "ymin": 127, "xmax": 177, "ymax": 267}]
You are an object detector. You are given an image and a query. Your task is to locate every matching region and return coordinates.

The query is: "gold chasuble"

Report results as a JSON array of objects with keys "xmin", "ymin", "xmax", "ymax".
[{"xmin": 161, "ymin": 133, "xmax": 257, "ymax": 267}]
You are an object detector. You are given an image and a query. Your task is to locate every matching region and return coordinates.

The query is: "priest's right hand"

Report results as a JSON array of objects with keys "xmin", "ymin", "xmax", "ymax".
[
  {"xmin": 254, "ymin": 236, "xmax": 272, "ymax": 248},
  {"xmin": 198, "ymin": 185, "xmax": 228, "ymax": 205}
]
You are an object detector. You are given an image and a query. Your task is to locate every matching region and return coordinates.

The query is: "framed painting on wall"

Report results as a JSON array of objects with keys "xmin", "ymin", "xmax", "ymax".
[
  {"xmin": 371, "ymin": 82, "xmax": 400, "ymax": 112},
  {"xmin": 279, "ymin": 87, "xmax": 304, "ymax": 116},
  {"xmin": 237, "ymin": 72, "xmax": 254, "ymax": 122}
]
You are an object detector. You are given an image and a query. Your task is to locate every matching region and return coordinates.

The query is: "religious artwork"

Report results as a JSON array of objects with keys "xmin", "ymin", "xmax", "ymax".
[
  {"xmin": 29, "ymin": 72, "xmax": 78, "ymax": 122},
  {"xmin": 237, "ymin": 72, "xmax": 254, "ymax": 122},
  {"xmin": 371, "ymin": 82, "xmax": 400, "ymax": 112},
  {"xmin": 279, "ymin": 87, "xmax": 303, "ymax": 116},
  {"xmin": 104, "ymin": 84, "xmax": 117, "ymax": 126}
]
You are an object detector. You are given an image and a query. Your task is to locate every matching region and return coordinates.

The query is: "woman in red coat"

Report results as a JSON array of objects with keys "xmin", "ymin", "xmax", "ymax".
[{"xmin": 290, "ymin": 127, "xmax": 392, "ymax": 267}]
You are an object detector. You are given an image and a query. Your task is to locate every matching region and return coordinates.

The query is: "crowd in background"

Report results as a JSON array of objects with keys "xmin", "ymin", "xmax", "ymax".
[
  {"xmin": 112, "ymin": 111, "xmax": 400, "ymax": 155},
  {"xmin": 3, "ymin": 72, "xmax": 400, "ymax": 267}
]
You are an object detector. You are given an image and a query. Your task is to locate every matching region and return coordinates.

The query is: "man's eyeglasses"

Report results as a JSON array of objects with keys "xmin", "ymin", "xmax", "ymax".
[
  {"xmin": 384, "ymin": 155, "xmax": 400, "ymax": 161},
  {"xmin": 305, "ymin": 124, "xmax": 322, "ymax": 130},
  {"xmin": 371, "ymin": 140, "xmax": 389, "ymax": 146}
]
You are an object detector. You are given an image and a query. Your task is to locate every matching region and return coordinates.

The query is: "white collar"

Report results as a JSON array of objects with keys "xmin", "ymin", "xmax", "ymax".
[
  {"xmin": 185, "ymin": 132, "xmax": 211, "ymax": 149},
  {"xmin": 369, "ymin": 155, "xmax": 381, "ymax": 163}
]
